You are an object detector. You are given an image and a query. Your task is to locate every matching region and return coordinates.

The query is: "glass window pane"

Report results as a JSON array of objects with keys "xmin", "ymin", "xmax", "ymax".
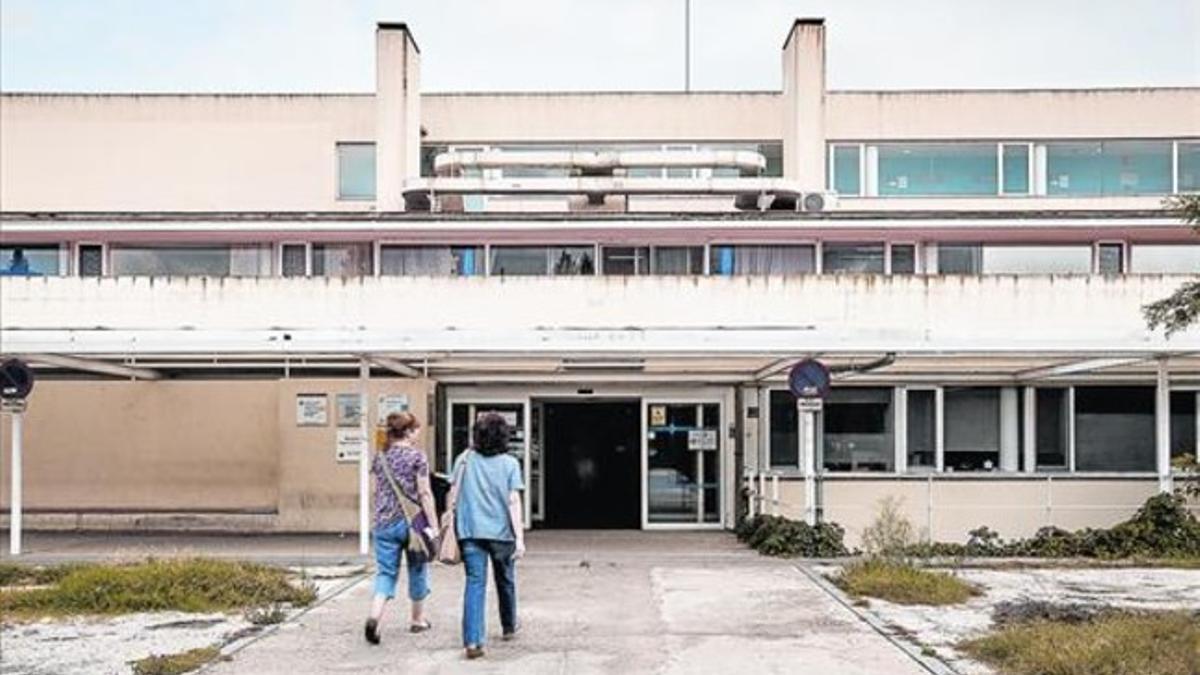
[
  {"xmin": 760, "ymin": 143, "xmax": 783, "ymax": 178},
  {"xmin": 982, "ymin": 246, "xmax": 1092, "ymax": 274},
  {"xmin": 550, "ymin": 247, "xmax": 595, "ymax": 275},
  {"xmin": 1180, "ymin": 142, "xmax": 1200, "ymax": 192},
  {"xmin": 944, "ymin": 387, "xmax": 1001, "ymax": 471},
  {"xmin": 1075, "ymin": 386, "xmax": 1155, "ymax": 471},
  {"xmin": 281, "ymin": 244, "xmax": 307, "ymax": 277},
  {"xmin": 490, "ymin": 247, "xmax": 548, "ymax": 276},
  {"xmin": 878, "ymin": 143, "xmax": 998, "ymax": 196},
  {"xmin": 602, "ymin": 247, "xmax": 649, "ymax": 275},
  {"xmin": 1129, "ymin": 245, "xmax": 1200, "ymax": 273},
  {"xmin": 832, "ymin": 145, "xmax": 861, "ymax": 195},
  {"xmin": 823, "ymin": 243, "xmax": 884, "ymax": 274},
  {"xmin": 938, "ymin": 245, "xmax": 982, "ymax": 274},
  {"xmin": 78, "ymin": 245, "xmax": 103, "ymax": 277},
  {"xmin": 1, "ymin": 245, "xmax": 60, "ymax": 276},
  {"xmin": 380, "ymin": 246, "xmax": 483, "ymax": 276},
  {"xmin": 1170, "ymin": 392, "xmax": 1197, "ymax": 461},
  {"xmin": 1002, "ymin": 144, "xmax": 1030, "ymax": 194},
  {"xmin": 1097, "ymin": 244, "xmax": 1124, "ymax": 274},
  {"xmin": 312, "ymin": 243, "xmax": 372, "ymax": 277},
  {"xmin": 653, "ymin": 246, "xmax": 704, "ymax": 275},
  {"xmin": 822, "ymin": 388, "xmax": 894, "ymax": 472},
  {"xmin": 907, "ymin": 390, "xmax": 936, "ymax": 471},
  {"xmin": 1046, "ymin": 141, "xmax": 1172, "ymax": 196},
  {"xmin": 711, "ymin": 245, "xmax": 815, "ymax": 276},
  {"xmin": 337, "ymin": 143, "xmax": 376, "ymax": 200},
  {"xmin": 769, "ymin": 390, "xmax": 799, "ymax": 468},
  {"xmin": 1036, "ymin": 388, "xmax": 1069, "ymax": 469},
  {"xmin": 891, "ymin": 244, "xmax": 916, "ymax": 275},
  {"xmin": 110, "ymin": 245, "xmax": 270, "ymax": 277}
]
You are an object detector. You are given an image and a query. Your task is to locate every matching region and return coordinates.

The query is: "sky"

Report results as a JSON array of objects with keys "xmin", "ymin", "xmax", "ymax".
[{"xmin": 1, "ymin": 0, "xmax": 1197, "ymax": 93}]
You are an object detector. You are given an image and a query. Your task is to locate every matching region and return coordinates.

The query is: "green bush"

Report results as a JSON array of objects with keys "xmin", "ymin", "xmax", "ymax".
[{"xmin": 736, "ymin": 514, "xmax": 849, "ymax": 558}]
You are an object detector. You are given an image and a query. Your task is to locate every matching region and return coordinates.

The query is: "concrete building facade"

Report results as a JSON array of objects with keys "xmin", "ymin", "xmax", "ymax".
[{"xmin": 1, "ymin": 20, "xmax": 1198, "ymax": 548}]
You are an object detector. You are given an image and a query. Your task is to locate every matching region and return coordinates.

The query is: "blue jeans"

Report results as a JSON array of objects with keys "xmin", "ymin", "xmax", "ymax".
[
  {"xmin": 372, "ymin": 519, "xmax": 430, "ymax": 601},
  {"xmin": 461, "ymin": 538, "xmax": 517, "ymax": 647}
]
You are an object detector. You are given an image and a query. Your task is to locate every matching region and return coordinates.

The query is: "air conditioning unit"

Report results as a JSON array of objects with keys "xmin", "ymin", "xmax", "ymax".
[{"xmin": 799, "ymin": 191, "xmax": 838, "ymax": 212}]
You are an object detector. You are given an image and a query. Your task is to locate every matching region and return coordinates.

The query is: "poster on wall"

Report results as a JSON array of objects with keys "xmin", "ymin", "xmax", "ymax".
[
  {"xmin": 376, "ymin": 394, "xmax": 410, "ymax": 425},
  {"xmin": 650, "ymin": 405, "xmax": 667, "ymax": 427},
  {"xmin": 336, "ymin": 428, "xmax": 368, "ymax": 463},
  {"xmin": 295, "ymin": 394, "xmax": 328, "ymax": 426},
  {"xmin": 336, "ymin": 393, "xmax": 363, "ymax": 427},
  {"xmin": 687, "ymin": 429, "xmax": 718, "ymax": 451}
]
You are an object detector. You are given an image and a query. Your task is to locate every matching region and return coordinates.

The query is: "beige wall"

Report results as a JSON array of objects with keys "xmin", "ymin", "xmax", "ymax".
[{"xmin": 0, "ymin": 377, "xmax": 436, "ymax": 532}]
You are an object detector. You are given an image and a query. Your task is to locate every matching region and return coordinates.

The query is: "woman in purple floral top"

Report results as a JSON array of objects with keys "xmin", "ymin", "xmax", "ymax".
[{"xmin": 365, "ymin": 412, "xmax": 440, "ymax": 645}]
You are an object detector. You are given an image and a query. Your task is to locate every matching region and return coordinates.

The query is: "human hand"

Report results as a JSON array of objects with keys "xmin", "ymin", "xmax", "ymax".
[{"xmin": 513, "ymin": 541, "xmax": 526, "ymax": 560}]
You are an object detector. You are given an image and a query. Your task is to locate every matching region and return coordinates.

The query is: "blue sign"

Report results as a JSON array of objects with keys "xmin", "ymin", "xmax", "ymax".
[{"xmin": 788, "ymin": 359, "xmax": 830, "ymax": 399}]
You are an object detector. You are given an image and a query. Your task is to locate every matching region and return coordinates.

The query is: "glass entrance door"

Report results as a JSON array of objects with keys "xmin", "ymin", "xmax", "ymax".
[
  {"xmin": 645, "ymin": 402, "xmax": 721, "ymax": 525},
  {"xmin": 447, "ymin": 399, "xmax": 534, "ymax": 525}
]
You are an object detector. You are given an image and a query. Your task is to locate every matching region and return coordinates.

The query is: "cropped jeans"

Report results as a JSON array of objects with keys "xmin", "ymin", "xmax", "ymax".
[
  {"xmin": 372, "ymin": 518, "xmax": 430, "ymax": 601},
  {"xmin": 461, "ymin": 538, "xmax": 517, "ymax": 647}
]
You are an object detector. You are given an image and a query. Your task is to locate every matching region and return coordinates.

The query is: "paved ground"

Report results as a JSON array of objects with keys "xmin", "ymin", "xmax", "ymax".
[{"xmin": 195, "ymin": 531, "xmax": 927, "ymax": 675}]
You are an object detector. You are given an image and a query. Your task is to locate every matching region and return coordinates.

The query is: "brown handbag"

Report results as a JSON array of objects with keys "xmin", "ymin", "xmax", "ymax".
[{"xmin": 437, "ymin": 450, "xmax": 471, "ymax": 565}]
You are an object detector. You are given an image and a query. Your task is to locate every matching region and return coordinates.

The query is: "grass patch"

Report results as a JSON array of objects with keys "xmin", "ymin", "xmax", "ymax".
[
  {"xmin": 960, "ymin": 612, "xmax": 1200, "ymax": 675},
  {"xmin": 0, "ymin": 558, "xmax": 316, "ymax": 620},
  {"xmin": 131, "ymin": 646, "xmax": 222, "ymax": 675},
  {"xmin": 833, "ymin": 559, "xmax": 980, "ymax": 606},
  {"xmin": 0, "ymin": 562, "xmax": 79, "ymax": 587}
]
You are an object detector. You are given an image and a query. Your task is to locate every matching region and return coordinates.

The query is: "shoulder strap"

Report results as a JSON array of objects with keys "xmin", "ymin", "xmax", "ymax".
[
  {"xmin": 447, "ymin": 450, "xmax": 472, "ymax": 511},
  {"xmin": 379, "ymin": 449, "xmax": 423, "ymax": 513}
]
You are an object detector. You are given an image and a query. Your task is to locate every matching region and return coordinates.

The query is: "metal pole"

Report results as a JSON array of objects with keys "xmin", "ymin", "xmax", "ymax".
[
  {"xmin": 801, "ymin": 409, "xmax": 816, "ymax": 526},
  {"xmin": 10, "ymin": 412, "xmax": 22, "ymax": 556},
  {"xmin": 1155, "ymin": 357, "xmax": 1172, "ymax": 494},
  {"xmin": 684, "ymin": 0, "xmax": 691, "ymax": 92},
  {"xmin": 359, "ymin": 359, "xmax": 370, "ymax": 556}
]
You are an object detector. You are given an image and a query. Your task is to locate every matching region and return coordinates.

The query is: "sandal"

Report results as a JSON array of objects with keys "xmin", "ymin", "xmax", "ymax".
[{"xmin": 409, "ymin": 620, "xmax": 433, "ymax": 633}]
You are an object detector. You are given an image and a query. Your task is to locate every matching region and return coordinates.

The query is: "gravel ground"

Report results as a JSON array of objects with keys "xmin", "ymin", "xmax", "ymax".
[
  {"xmin": 817, "ymin": 565, "xmax": 1200, "ymax": 675},
  {"xmin": 0, "ymin": 565, "xmax": 362, "ymax": 675}
]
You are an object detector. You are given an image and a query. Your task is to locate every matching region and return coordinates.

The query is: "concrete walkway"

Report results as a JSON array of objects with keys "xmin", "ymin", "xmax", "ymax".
[{"xmin": 203, "ymin": 531, "xmax": 927, "ymax": 675}]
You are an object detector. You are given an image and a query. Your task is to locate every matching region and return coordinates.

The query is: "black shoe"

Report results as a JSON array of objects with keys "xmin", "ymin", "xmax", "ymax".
[
  {"xmin": 502, "ymin": 624, "xmax": 520, "ymax": 641},
  {"xmin": 365, "ymin": 618, "xmax": 380, "ymax": 645}
]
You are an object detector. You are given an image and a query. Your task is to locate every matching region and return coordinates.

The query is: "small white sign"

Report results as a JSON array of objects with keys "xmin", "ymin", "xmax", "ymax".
[
  {"xmin": 376, "ymin": 394, "xmax": 410, "ymax": 425},
  {"xmin": 336, "ymin": 428, "xmax": 368, "ymax": 463},
  {"xmin": 295, "ymin": 394, "xmax": 328, "ymax": 426},
  {"xmin": 687, "ymin": 429, "xmax": 718, "ymax": 451},
  {"xmin": 797, "ymin": 397, "xmax": 824, "ymax": 413}
]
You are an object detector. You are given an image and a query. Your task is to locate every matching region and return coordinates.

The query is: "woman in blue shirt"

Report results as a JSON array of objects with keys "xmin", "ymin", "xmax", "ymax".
[{"xmin": 453, "ymin": 412, "xmax": 526, "ymax": 659}]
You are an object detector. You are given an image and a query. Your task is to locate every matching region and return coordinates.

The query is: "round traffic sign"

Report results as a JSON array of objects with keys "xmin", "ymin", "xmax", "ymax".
[
  {"xmin": 0, "ymin": 359, "xmax": 35, "ymax": 399},
  {"xmin": 788, "ymin": 358, "xmax": 830, "ymax": 399}
]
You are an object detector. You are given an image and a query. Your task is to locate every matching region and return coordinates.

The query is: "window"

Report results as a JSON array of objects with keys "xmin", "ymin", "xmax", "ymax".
[
  {"xmin": 281, "ymin": 244, "xmax": 308, "ymax": 278},
  {"xmin": 1170, "ymin": 391, "xmax": 1197, "ymax": 461},
  {"xmin": 653, "ymin": 247, "xmax": 704, "ymax": 275},
  {"xmin": 489, "ymin": 246, "xmax": 595, "ymax": 276},
  {"xmin": 831, "ymin": 145, "xmax": 861, "ymax": 196},
  {"xmin": 822, "ymin": 243, "xmax": 884, "ymax": 274},
  {"xmin": 109, "ymin": 245, "xmax": 270, "ymax": 276},
  {"xmin": 769, "ymin": 390, "xmax": 799, "ymax": 468},
  {"xmin": 602, "ymin": 247, "xmax": 649, "ymax": 275},
  {"xmin": 1002, "ymin": 144, "xmax": 1030, "ymax": 195},
  {"xmin": 711, "ymin": 245, "xmax": 815, "ymax": 276},
  {"xmin": 1075, "ymin": 386, "xmax": 1155, "ymax": 471},
  {"xmin": 1180, "ymin": 142, "xmax": 1200, "ymax": 192},
  {"xmin": 982, "ymin": 246, "xmax": 1093, "ymax": 274},
  {"xmin": 906, "ymin": 390, "xmax": 937, "ymax": 471},
  {"xmin": 1, "ymin": 245, "xmax": 60, "ymax": 276},
  {"xmin": 77, "ymin": 245, "xmax": 103, "ymax": 277},
  {"xmin": 337, "ymin": 143, "xmax": 376, "ymax": 200},
  {"xmin": 1129, "ymin": 245, "xmax": 1200, "ymax": 273},
  {"xmin": 943, "ymin": 387, "xmax": 1001, "ymax": 471},
  {"xmin": 312, "ymin": 243, "xmax": 373, "ymax": 277},
  {"xmin": 380, "ymin": 246, "xmax": 483, "ymax": 276},
  {"xmin": 822, "ymin": 388, "xmax": 894, "ymax": 472},
  {"xmin": 938, "ymin": 245, "xmax": 982, "ymax": 274},
  {"xmin": 878, "ymin": 143, "xmax": 998, "ymax": 196},
  {"xmin": 1046, "ymin": 141, "xmax": 1172, "ymax": 196},
  {"xmin": 890, "ymin": 244, "xmax": 916, "ymax": 275},
  {"xmin": 1097, "ymin": 243, "xmax": 1125, "ymax": 274},
  {"xmin": 1035, "ymin": 388, "xmax": 1069, "ymax": 469}
]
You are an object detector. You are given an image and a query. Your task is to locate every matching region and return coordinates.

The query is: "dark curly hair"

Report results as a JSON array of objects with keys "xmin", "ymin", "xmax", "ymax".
[{"xmin": 472, "ymin": 413, "xmax": 512, "ymax": 456}]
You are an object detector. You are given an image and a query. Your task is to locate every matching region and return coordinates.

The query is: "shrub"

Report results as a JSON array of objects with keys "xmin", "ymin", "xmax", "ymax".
[
  {"xmin": 131, "ymin": 646, "xmax": 222, "ymax": 675},
  {"xmin": 833, "ymin": 559, "xmax": 980, "ymax": 605},
  {"xmin": 736, "ymin": 514, "xmax": 848, "ymax": 558},
  {"xmin": 860, "ymin": 496, "xmax": 914, "ymax": 558}
]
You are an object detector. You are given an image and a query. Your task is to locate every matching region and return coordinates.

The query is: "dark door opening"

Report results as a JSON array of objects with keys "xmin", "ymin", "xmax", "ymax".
[{"xmin": 542, "ymin": 400, "xmax": 641, "ymax": 528}]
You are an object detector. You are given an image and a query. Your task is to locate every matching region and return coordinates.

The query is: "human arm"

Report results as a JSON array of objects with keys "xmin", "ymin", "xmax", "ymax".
[
  {"xmin": 416, "ymin": 470, "xmax": 440, "ymax": 538},
  {"xmin": 508, "ymin": 489, "xmax": 525, "ymax": 559}
]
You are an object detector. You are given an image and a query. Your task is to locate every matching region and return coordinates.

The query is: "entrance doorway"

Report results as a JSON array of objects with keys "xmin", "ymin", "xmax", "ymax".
[{"xmin": 541, "ymin": 400, "xmax": 641, "ymax": 528}]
